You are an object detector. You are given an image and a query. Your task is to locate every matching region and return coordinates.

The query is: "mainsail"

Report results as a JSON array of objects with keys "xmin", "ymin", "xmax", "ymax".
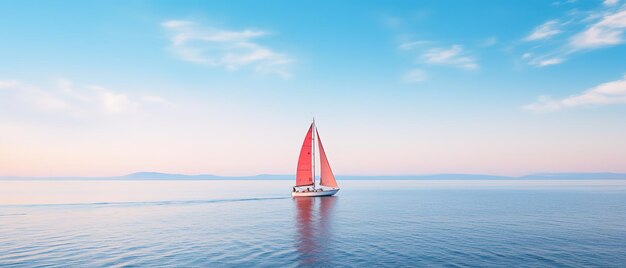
[
  {"xmin": 316, "ymin": 129, "xmax": 338, "ymax": 188},
  {"xmin": 295, "ymin": 124, "xmax": 314, "ymax": 186}
]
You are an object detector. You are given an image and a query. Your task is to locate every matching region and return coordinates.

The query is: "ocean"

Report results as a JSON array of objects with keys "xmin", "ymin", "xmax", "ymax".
[{"xmin": 2, "ymin": 180, "xmax": 626, "ymax": 267}]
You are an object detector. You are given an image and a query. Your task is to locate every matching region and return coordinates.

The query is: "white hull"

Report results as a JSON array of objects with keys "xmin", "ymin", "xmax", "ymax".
[{"xmin": 292, "ymin": 188, "xmax": 339, "ymax": 197}]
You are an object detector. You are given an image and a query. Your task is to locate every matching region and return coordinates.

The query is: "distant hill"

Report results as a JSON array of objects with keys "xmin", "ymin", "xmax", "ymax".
[
  {"xmin": 119, "ymin": 172, "xmax": 293, "ymax": 180},
  {"xmin": 2, "ymin": 172, "xmax": 626, "ymax": 180},
  {"xmin": 518, "ymin": 173, "xmax": 626, "ymax": 180}
]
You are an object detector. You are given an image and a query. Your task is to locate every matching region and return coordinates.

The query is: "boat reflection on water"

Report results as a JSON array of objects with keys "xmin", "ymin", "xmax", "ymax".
[{"xmin": 294, "ymin": 196, "xmax": 337, "ymax": 266}]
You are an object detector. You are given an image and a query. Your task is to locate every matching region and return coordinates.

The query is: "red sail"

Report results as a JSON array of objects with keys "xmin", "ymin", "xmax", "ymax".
[
  {"xmin": 316, "ymin": 129, "xmax": 338, "ymax": 188},
  {"xmin": 295, "ymin": 124, "xmax": 314, "ymax": 186}
]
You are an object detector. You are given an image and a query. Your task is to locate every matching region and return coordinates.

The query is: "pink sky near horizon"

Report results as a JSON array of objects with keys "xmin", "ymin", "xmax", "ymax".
[{"xmin": 3, "ymin": 113, "xmax": 626, "ymax": 177}]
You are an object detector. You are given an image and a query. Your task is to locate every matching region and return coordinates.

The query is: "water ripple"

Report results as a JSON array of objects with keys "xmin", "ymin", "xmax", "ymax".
[
  {"xmin": 1, "ymin": 196, "xmax": 290, "ymax": 209},
  {"xmin": 2, "ymin": 182, "xmax": 626, "ymax": 267}
]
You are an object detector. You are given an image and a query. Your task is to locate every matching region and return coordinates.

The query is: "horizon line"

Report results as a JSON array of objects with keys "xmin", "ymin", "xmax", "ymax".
[{"xmin": 2, "ymin": 171, "xmax": 626, "ymax": 180}]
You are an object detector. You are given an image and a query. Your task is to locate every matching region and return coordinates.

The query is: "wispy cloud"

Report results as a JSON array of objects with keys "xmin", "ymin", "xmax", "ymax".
[
  {"xmin": 90, "ymin": 86, "xmax": 139, "ymax": 114},
  {"xmin": 388, "ymin": 14, "xmax": 481, "ymax": 83},
  {"xmin": 570, "ymin": 9, "xmax": 626, "ymax": 48},
  {"xmin": 525, "ymin": 20, "xmax": 563, "ymax": 41},
  {"xmin": 0, "ymin": 80, "xmax": 19, "ymax": 89},
  {"xmin": 398, "ymin": 40, "xmax": 431, "ymax": 50},
  {"xmin": 524, "ymin": 74, "xmax": 626, "ymax": 112},
  {"xmin": 552, "ymin": 0, "xmax": 578, "ymax": 7},
  {"xmin": 421, "ymin": 45, "xmax": 478, "ymax": 70},
  {"xmin": 522, "ymin": 51, "xmax": 569, "ymax": 67},
  {"xmin": 604, "ymin": 0, "xmax": 620, "ymax": 6},
  {"xmin": 0, "ymin": 78, "xmax": 169, "ymax": 117},
  {"xmin": 402, "ymin": 69, "xmax": 428, "ymax": 84},
  {"xmin": 162, "ymin": 20, "xmax": 292, "ymax": 79},
  {"xmin": 480, "ymin": 36, "xmax": 498, "ymax": 47},
  {"xmin": 521, "ymin": 3, "xmax": 626, "ymax": 67},
  {"xmin": 536, "ymin": 57, "xmax": 565, "ymax": 66}
]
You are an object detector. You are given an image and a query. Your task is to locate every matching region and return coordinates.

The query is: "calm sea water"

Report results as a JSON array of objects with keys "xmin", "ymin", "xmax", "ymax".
[{"xmin": 2, "ymin": 180, "xmax": 626, "ymax": 267}]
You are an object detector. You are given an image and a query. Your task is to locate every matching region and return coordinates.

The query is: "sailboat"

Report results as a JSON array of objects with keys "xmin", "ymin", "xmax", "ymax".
[{"xmin": 292, "ymin": 119, "xmax": 340, "ymax": 197}]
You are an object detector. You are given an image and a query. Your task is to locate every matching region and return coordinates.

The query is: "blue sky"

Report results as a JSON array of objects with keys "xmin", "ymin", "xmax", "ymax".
[{"xmin": 1, "ymin": 0, "xmax": 626, "ymax": 176}]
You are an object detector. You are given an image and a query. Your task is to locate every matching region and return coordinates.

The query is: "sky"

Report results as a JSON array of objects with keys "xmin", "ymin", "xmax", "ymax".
[{"xmin": 1, "ymin": 0, "xmax": 626, "ymax": 177}]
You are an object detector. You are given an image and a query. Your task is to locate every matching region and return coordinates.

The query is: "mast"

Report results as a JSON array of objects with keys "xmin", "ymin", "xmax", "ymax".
[{"xmin": 312, "ymin": 117, "xmax": 316, "ymax": 189}]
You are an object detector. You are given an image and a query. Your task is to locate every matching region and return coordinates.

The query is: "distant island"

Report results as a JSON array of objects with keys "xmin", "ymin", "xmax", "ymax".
[{"xmin": 2, "ymin": 172, "xmax": 626, "ymax": 180}]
